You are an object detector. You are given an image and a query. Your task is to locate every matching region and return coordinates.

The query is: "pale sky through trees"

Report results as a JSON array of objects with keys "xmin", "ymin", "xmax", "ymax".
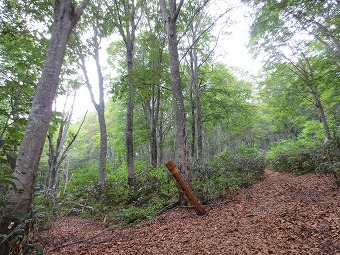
[{"xmin": 57, "ymin": 0, "xmax": 261, "ymax": 121}]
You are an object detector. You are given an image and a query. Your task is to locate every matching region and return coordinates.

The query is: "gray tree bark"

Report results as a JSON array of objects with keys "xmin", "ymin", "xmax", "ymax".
[
  {"xmin": 78, "ymin": 23, "xmax": 108, "ymax": 188},
  {"xmin": 111, "ymin": 0, "xmax": 141, "ymax": 186},
  {"xmin": 160, "ymin": 0, "xmax": 190, "ymax": 184},
  {"xmin": 143, "ymin": 68, "xmax": 161, "ymax": 168},
  {"xmin": 2, "ymin": 0, "xmax": 89, "ymax": 224},
  {"xmin": 301, "ymin": 54, "xmax": 332, "ymax": 141}
]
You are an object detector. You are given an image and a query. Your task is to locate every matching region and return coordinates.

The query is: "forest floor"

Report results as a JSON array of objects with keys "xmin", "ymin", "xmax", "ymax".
[{"xmin": 42, "ymin": 170, "xmax": 339, "ymax": 255}]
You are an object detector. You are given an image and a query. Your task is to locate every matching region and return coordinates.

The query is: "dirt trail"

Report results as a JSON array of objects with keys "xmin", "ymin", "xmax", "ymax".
[{"xmin": 43, "ymin": 171, "xmax": 339, "ymax": 255}]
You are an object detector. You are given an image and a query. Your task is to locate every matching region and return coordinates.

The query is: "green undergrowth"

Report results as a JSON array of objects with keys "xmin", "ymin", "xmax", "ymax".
[
  {"xmin": 266, "ymin": 137, "xmax": 340, "ymax": 186},
  {"xmin": 59, "ymin": 161, "xmax": 178, "ymax": 228},
  {"xmin": 192, "ymin": 150, "xmax": 266, "ymax": 202},
  {"xmin": 52, "ymin": 152, "xmax": 267, "ymax": 228},
  {"xmin": 27, "ymin": 150, "xmax": 268, "ymax": 232}
]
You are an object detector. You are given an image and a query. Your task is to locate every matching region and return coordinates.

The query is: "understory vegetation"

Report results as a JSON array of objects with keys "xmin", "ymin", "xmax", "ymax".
[
  {"xmin": 36, "ymin": 153, "xmax": 267, "ymax": 229},
  {"xmin": 1, "ymin": 0, "xmax": 340, "ymax": 254}
]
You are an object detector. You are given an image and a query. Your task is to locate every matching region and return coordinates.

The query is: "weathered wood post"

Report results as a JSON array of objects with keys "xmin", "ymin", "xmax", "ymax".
[{"xmin": 165, "ymin": 160, "xmax": 207, "ymax": 215}]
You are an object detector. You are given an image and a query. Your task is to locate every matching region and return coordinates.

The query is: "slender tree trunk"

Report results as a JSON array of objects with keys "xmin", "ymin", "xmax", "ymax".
[
  {"xmin": 194, "ymin": 61, "xmax": 203, "ymax": 161},
  {"xmin": 47, "ymin": 129, "xmax": 59, "ymax": 190},
  {"xmin": 97, "ymin": 105, "xmax": 107, "ymax": 187},
  {"xmin": 111, "ymin": 0, "xmax": 140, "ymax": 186},
  {"xmin": 77, "ymin": 24, "xmax": 107, "ymax": 188},
  {"xmin": 157, "ymin": 110, "xmax": 164, "ymax": 166},
  {"xmin": 126, "ymin": 39, "xmax": 136, "ymax": 185},
  {"xmin": 150, "ymin": 101, "xmax": 158, "ymax": 168},
  {"xmin": 302, "ymin": 54, "xmax": 332, "ymax": 141},
  {"xmin": 47, "ymin": 96, "xmax": 85, "ymax": 191},
  {"xmin": 145, "ymin": 98, "xmax": 158, "ymax": 168},
  {"xmin": 189, "ymin": 43, "xmax": 203, "ymax": 161},
  {"xmin": 144, "ymin": 79, "xmax": 161, "ymax": 168},
  {"xmin": 189, "ymin": 71, "xmax": 196, "ymax": 159},
  {"xmin": 160, "ymin": 0, "xmax": 189, "ymax": 205},
  {"xmin": 94, "ymin": 27, "xmax": 108, "ymax": 188},
  {"xmin": 47, "ymin": 100, "xmax": 70, "ymax": 190},
  {"xmin": 310, "ymin": 88, "xmax": 332, "ymax": 141},
  {"xmin": 1, "ymin": 0, "xmax": 88, "ymax": 226}
]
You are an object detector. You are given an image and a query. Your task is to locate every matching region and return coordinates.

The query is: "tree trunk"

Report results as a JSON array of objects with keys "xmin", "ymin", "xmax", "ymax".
[
  {"xmin": 157, "ymin": 110, "xmax": 164, "ymax": 166},
  {"xmin": 47, "ymin": 95, "xmax": 84, "ymax": 191},
  {"xmin": 126, "ymin": 38, "xmax": 136, "ymax": 185},
  {"xmin": 94, "ymin": 25, "xmax": 108, "ymax": 188},
  {"xmin": 126, "ymin": 100, "xmax": 135, "ymax": 185},
  {"xmin": 310, "ymin": 88, "xmax": 332, "ymax": 141},
  {"xmin": 194, "ymin": 62, "xmax": 203, "ymax": 161},
  {"xmin": 189, "ymin": 71, "xmax": 196, "ymax": 159},
  {"xmin": 160, "ymin": 0, "xmax": 189, "ymax": 204},
  {"xmin": 189, "ymin": 42, "xmax": 203, "ymax": 161},
  {"xmin": 144, "ymin": 97, "xmax": 158, "ymax": 168},
  {"xmin": 47, "ymin": 130, "xmax": 59, "ymax": 190},
  {"xmin": 111, "ymin": 0, "xmax": 139, "ymax": 186},
  {"xmin": 1, "ymin": 0, "xmax": 88, "ymax": 226},
  {"xmin": 302, "ymin": 54, "xmax": 332, "ymax": 141},
  {"xmin": 97, "ymin": 105, "xmax": 107, "ymax": 187},
  {"xmin": 77, "ymin": 24, "xmax": 108, "ymax": 188}
]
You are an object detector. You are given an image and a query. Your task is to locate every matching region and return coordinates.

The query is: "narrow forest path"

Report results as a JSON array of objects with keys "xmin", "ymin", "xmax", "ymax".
[{"xmin": 43, "ymin": 171, "xmax": 339, "ymax": 255}]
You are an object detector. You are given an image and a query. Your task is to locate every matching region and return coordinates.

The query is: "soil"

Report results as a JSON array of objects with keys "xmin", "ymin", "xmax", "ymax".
[{"xmin": 42, "ymin": 171, "xmax": 339, "ymax": 255}]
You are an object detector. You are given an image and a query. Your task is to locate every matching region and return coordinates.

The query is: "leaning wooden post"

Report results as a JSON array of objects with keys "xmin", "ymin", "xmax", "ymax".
[{"xmin": 165, "ymin": 160, "xmax": 207, "ymax": 215}]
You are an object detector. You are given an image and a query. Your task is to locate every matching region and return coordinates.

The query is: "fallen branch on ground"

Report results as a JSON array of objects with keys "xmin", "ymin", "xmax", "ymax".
[{"xmin": 48, "ymin": 230, "xmax": 108, "ymax": 252}]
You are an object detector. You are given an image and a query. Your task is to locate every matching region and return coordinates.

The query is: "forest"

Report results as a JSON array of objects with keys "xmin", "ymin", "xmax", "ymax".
[{"xmin": 0, "ymin": 0, "xmax": 339, "ymax": 254}]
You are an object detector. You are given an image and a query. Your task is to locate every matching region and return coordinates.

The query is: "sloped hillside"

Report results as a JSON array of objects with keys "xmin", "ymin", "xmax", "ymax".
[{"xmin": 43, "ymin": 171, "xmax": 339, "ymax": 255}]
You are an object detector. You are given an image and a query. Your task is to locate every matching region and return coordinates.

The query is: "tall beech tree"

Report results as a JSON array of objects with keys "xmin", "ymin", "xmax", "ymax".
[
  {"xmin": 160, "ymin": 0, "xmax": 190, "ymax": 190},
  {"xmin": 77, "ymin": 22, "xmax": 108, "ymax": 188},
  {"xmin": 135, "ymin": 8, "xmax": 167, "ymax": 167},
  {"xmin": 108, "ymin": 0, "xmax": 144, "ymax": 185},
  {"xmin": 181, "ymin": 0, "xmax": 221, "ymax": 161},
  {"xmin": 1, "ymin": 0, "xmax": 89, "ymax": 230}
]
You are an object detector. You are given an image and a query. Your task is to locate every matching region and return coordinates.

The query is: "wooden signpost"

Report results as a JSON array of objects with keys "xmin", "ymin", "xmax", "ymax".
[{"xmin": 165, "ymin": 160, "xmax": 207, "ymax": 216}]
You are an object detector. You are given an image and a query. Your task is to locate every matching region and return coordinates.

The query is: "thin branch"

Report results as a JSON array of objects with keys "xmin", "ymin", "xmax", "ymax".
[
  {"xmin": 180, "ymin": 8, "xmax": 231, "ymax": 62},
  {"xmin": 57, "ymin": 109, "xmax": 88, "ymax": 167},
  {"xmin": 177, "ymin": 0, "xmax": 211, "ymax": 43},
  {"xmin": 174, "ymin": 0, "xmax": 185, "ymax": 20},
  {"xmin": 75, "ymin": 0, "xmax": 90, "ymax": 21},
  {"xmin": 48, "ymin": 230, "xmax": 107, "ymax": 252}
]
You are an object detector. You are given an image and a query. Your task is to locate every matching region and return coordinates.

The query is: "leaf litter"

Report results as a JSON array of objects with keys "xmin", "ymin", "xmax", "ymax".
[{"xmin": 42, "ymin": 171, "xmax": 339, "ymax": 254}]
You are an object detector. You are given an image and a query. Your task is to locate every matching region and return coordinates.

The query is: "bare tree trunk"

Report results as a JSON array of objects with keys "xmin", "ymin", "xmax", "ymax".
[
  {"xmin": 310, "ymin": 88, "xmax": 332, "ymax": 141},
  {"xmin": 94, "ymin": 26, "xmax": 108, "ymax": 187},
  {"xmin": 144, "ymin": 96, "xmax": 158, "ymax": 168},
  {"xmin": 160, "ymin": 0, "xmax": 189, "ymax": 205},
  {"xmin": 111, "ymin": 0, "xmax": 141, "ymax": 186},
  {"xmin": 193, "ymin": 57, "xmax": 203, "ymax": 161},
  {"xmin": 189, "ymin": 74, "xmax": 196, "ymax": 159},
  {"xmin": 302, "ymin": 54, "xmax": 332, "ymax": 141},
  {"xmin": 77, "ymin": 24, "xmax": 108, "ymax": 188},
  {"xmin": 157, "ymin": 110, "xmax": 164, "ymax": 166},
  {"xmin": 126, "ymin": 39, "xmax": 136, "ymax": 185},
  {"xmin": 47, "ymin": 92, "xmax": 74, "ymax": 190},
  {"xmin": 47, "ymin": 105, "xmax": 86, "ymax": 191},
  {"xmin": 1, "ymin": 0, "xmax": 88, "ymax": 226},
  {"xmin": 189, "ymin": 44, "xmax": 203, "ymax": 161}
]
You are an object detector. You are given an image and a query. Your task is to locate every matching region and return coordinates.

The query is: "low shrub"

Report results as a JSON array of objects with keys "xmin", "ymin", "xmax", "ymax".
[
  {"xmin": 192, "ymin": 151, "xmax": 266, "ymax": 202},
  {"xmin": 62, "ymin": 160, "xmax": 177, "ymax": 226},
  {"xmin": 268, "ymin": 137, "xmax": 340, "ymax": 185}
]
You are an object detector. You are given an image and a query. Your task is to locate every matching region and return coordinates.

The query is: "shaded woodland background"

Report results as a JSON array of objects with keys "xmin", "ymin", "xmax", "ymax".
[{"xmin": 0, "ymin": 0, "xmax": 339, "ymax": 254}]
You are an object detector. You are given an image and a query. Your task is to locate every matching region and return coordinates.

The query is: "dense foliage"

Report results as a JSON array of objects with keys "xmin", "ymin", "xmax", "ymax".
[{"xmin": 1, "ymin": 0, "xmax": 339, "ymax": 253}]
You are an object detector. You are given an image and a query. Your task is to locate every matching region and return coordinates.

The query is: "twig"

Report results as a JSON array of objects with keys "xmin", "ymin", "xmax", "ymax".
[
  {"xmin": 48, "ymin": 230, "xmax": 107, "ymax": 252},
  {"xmin": 156, "ymin": 201, "xmax": 180, "ymax": 216}
]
